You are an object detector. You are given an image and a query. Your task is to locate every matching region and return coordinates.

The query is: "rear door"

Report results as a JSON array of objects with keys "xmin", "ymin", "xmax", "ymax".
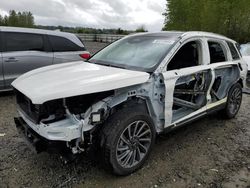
[
  {"xmin": 48, "ymin": 35, "xmax": 86, "ymax": 64},
  {"xmin": 0, "ymin": 32, "xmax": 4, "ymax": 90},
  {"xmin": 2, "ymin": 32, "xmax": 53, "ymax": 89},
  {"xmin": 206, "ymin": 40, "xmax": 241, "ymax": 111}
]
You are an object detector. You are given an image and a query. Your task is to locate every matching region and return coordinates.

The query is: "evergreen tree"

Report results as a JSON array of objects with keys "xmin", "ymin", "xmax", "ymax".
[
  {"xmin": 3, "ymin": 15, "xmax": 8, "ymax": 26},
  {"xmin": 0, "ymin": 15, "xmax": 3, "ymax": 26},
  {"xmin": 163, "ymin": 0, "xmax": 250, "ymax": 43},
  {"xmin": 26, "ymin": 11, "xmax": 34, "ymax": 27},
  {"xmin": 8, "ymin": 10, "xmax": 18, "ymax": 26},
  {"xmin": 0, "ymin": 10, "xmax": 35, "ymax": 27},
  {"xmin": 135, "ymin": 25, "xmax": 147, "ymax": 32}
]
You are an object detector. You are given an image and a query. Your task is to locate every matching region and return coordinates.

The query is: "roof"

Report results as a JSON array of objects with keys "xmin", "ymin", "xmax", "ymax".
[
  {"xmin": 181, "ymin": 31, "xmax": 236, "ymax": 42},
  {"xmin": 130, "ymin": 31, "xmax": 184, "ymax": 38},
  {"xmin": 0, "ymin": 26, "xmax": 74, "ymax": 37},
  {"xmin": 0, "ymin": 26, "xmax": 84, "ymax": 47},
  {"xmin": 130, "ymin": 31, "xmax": 236, "ymax": 43}
]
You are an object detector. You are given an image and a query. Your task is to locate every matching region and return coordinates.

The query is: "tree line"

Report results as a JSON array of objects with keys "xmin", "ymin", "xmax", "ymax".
[
  {"xmin": 0, "ymin": 10, "xmax": 147, "ymax": 35},
  {"xmin": 0, "ymin": 10, "xmax": 34, "ymax": 28},
  {"xmin": 36, "ymin": 25, "xmax": 133, "ymax": 35},
  {"xmin": 163, "ymin": 0, "xmax": 250, "ymax": 43}
]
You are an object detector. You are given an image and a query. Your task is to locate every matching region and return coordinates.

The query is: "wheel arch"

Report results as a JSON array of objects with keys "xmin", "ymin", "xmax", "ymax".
[
  {"xmin": 237, "ymin": 78, "xmax": 244, "ymax": 88},
  {"xmin": 98, "ymin": 99, "xmax": 156, "ymax": 175},
  {"xmin": 110, "ymin": 96, "xmax": 150, "ymax": 116}
]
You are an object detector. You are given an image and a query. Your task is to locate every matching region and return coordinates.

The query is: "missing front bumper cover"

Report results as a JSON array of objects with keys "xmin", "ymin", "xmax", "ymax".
[{"xmin": 14, "ymin": 117, "xmax": 70, "ymax": 154}]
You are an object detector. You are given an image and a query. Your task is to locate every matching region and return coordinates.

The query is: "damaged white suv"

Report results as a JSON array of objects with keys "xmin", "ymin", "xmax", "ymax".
[{"xmin": 13, "ymin": 32, "xmax": 247, "ymax": 175}]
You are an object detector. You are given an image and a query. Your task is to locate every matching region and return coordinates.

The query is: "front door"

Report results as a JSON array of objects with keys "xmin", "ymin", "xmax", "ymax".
[{"xmin": 162, "ymin": 40, "xmax": 212, "ymax": 127}]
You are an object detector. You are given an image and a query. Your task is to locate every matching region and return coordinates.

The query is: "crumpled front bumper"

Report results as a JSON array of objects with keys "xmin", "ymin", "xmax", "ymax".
[
  {"xmin": 14, "ymin": 107, "xmax": 97, "ymax": 155},
  {"xmin": 17, "ymin": 108, "xmax": 82, "ymax": 142},
  {"xmin": 14, "ymin": 117, "xmax": 68, "ymax": 153}
]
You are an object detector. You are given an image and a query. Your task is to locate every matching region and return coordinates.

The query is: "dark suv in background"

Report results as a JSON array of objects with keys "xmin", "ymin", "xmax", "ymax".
[{"xmin": 0, "ymin": 26, "xmax": 90, "ymax": 91}]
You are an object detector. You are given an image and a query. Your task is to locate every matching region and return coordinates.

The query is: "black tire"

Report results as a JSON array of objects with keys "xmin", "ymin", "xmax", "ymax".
[
  {"xmin": 221, "ymin": 83, "xmax": 242, "ymax": 119},
  {"xmin": 99, "ymin": 105, "xmax": 156, "ymax": 175}
]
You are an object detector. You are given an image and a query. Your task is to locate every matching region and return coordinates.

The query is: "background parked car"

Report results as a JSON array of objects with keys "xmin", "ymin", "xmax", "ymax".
[
  {"xmin": 0, "ymin": 26, "xmax": 90, "ymax": 91},
  {"xmin": 240, "ymin": 43, "xmax": 250, "ymax": 87}
]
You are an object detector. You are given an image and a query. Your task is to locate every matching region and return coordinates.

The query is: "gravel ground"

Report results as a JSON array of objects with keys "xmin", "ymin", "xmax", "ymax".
[{"xmin": 0, "ymin": 42, "xmax": 250, "ymax": 188}]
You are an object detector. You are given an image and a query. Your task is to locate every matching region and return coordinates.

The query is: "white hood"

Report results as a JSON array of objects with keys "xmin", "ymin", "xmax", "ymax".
[{"xmin": 12, "ymin": 61, "xmax": 150, "ymax": 104}]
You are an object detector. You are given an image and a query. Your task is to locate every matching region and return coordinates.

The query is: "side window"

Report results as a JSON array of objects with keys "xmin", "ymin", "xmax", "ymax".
[
  {"xmin": 4, "ymin": 32, "xmax": 44, "ymax": 52},
  {"xmin": 208, "ymin": 41, "xmax": 226, "ymax": 63},
  {"xmin": 48, "ymin": 35, "xmax": 85, "ymax": 52},
  {"xmin": 167, "ymin": 41, "xmax": 200, "ymax": 71},
  {"xmin": 236, "ymin": 43, "xmax": 242, "ymax": 57},
  {"xmin": 227, "ymin": 41, "xmax": 240, "ymax": 60}
]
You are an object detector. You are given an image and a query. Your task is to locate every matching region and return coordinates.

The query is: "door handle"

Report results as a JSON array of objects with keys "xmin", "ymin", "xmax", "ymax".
[{"xmin": 5, "ymin": 57, "xmax": 19, "ymax": 63}]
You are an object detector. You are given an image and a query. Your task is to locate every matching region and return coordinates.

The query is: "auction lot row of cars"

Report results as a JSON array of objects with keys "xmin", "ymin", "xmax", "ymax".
[{"xmin": 0, "ymin": 26, "xmax": 249, "ymax": 175}]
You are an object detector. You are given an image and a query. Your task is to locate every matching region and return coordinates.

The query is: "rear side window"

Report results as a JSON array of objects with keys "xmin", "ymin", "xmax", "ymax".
[
  {"xmin": 208, "ymin": 41, "xmax": 226, "ymax": 63},
  {"xmin": 227, "ymin": 41, "xmax": 240, "ymax": 60},
  {"xmin": 48, "ymin": 35, "xmax": 85, "ymax": 52},
  {"xmin": 4, "ymin": 32, "xmax": 44, "ymax": 52}
]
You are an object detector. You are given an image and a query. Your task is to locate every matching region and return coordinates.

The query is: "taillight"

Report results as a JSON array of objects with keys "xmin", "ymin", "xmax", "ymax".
[{"xmin": 79, "ymin": 53, "xmax": 91, "ymax": 60}]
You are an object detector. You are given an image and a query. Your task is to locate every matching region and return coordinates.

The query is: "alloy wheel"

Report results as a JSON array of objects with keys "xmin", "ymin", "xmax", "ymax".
[
  {"xmin": 228, "ymin": 87, "xmax": 242, "ymax": 115},
  {"xmin": 116, "ymin": 120, "xmax": 152, "ymax": 168}
]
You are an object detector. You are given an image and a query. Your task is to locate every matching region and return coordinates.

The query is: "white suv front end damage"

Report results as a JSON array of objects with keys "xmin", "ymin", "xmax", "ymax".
[
  {"xmin": 13, "ymin": 61, "xmax": 150, "ymax": 154},
  {"xmin": 15, "ymin": 97, "xmax": 102, "ymax": 154}
]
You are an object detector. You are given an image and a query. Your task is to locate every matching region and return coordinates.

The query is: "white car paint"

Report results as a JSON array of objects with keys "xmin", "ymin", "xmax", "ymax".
[
  {"xmin": 18, "ymin": 106, "xmax": 82, "ymax": 141},
  {"xmin": 162, "ymin": 62, "xmax": 241, "ymax": 127},
  {"xmin": 12, "ymin": 32, "xmax": 247, "ymax": 162},
  {"xmin": 12, "ymin": 61, "xmax": 150, "ymax": 104},
  {"xmin": 242, "ymin": 56, "xmax": 250, "ymax": 71},
  {"xmin": 240, "ymin": 43, "xmax": 250, "ymax": 71}
]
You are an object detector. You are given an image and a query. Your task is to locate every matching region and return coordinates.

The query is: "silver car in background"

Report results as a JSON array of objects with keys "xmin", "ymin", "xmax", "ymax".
[{"xmin": 0, "ymin": 26, "xmax": 90, "ymax": 91}]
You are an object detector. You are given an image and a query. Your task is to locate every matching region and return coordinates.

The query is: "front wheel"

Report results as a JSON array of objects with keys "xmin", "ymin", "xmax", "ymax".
[
  {"xmin": 221, "ymin": 83, "xmax": 242, "ymax": 119},
  {"xmin": 100, "ymin": 105, "xmax": 156, "ymax": 175}
]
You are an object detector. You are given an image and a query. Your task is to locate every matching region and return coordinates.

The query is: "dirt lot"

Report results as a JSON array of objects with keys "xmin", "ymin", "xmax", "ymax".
[{"xmin": 0, "ymin": 42, "xmax": 250, "ymax": 188}]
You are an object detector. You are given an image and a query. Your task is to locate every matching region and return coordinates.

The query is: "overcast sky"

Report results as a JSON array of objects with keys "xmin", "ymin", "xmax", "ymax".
[{"xmin": 0, "ymin": 0, "xmax": 166, "ymax": 31}]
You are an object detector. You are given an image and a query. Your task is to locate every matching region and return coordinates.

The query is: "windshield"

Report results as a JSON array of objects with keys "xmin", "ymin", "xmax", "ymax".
[
  {"xmin": 240, "ymin": 44, "xmax": 250, "ymax": 56},
  {"xmin": 89, "ymin": 35, "xmax": 177, "ymax": 72}
]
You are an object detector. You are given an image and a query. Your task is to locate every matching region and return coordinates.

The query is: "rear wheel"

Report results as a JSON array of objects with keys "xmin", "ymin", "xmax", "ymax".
[
  {"xmin": 100, "ymin": 105, "xmax": 156, "ymax": 175},
  {"xmin": 221, "ymin": 83, "xmax": 242, "ymax": 119}
]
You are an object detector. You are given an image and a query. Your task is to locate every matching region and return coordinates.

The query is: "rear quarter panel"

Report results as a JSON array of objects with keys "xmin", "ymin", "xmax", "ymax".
[
  {"xmin": 242, "ymin": 56, "xmax": 250, "ymax": 71},
  {"xmin": 52, "ymin": 51, "xmax": 86, "ymax": 64}
]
